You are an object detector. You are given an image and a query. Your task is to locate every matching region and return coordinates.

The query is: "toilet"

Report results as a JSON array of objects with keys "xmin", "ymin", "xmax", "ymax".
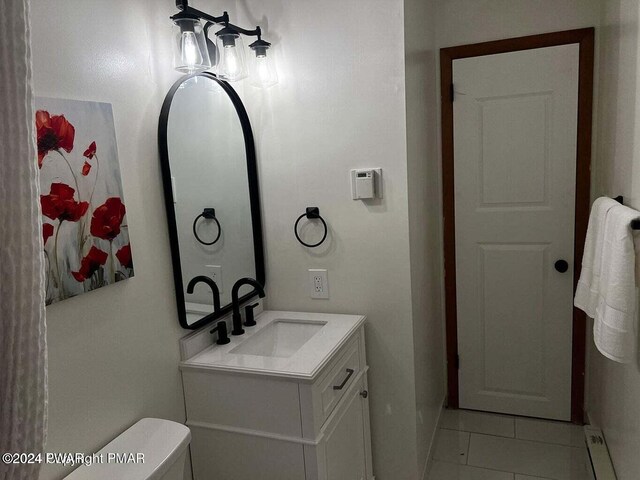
[{"xmin": 65, "ymin": 418, "xmax": 190, "ymax": 480}]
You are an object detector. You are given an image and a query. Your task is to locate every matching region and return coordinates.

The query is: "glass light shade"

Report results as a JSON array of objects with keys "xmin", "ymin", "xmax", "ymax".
[
  {"xmin": 250, "ymin": 54, "xmax": 278, "ymax": 88},
  {"xmin": 215, "ymin": 30, "xmax": 248, "ymax": 82},
  {"xmin": 173, "ymin": 18, "xmax": 211, "ymax": 73}
]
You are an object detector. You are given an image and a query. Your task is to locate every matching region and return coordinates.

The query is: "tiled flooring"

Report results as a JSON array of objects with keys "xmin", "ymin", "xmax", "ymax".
[{"xmin": 427, "ymin": 409, "xmax": 591, "ymax": 480}]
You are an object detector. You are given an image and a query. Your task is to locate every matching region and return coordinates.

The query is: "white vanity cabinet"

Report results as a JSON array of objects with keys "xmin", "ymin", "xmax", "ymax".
[{"xmin": 180, "ymin": 311, "xmax": 373, "ymax": 480}]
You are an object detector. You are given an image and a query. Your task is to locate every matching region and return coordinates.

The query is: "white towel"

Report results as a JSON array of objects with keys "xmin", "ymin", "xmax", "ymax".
[
  {"xmin": 574, "ymin": 197, "xmax": 619, "ymax": 316},
  {"xmin": 575, "ymin": 199, "xmax": 639, "ymax": 363},
  {"xmin": 594, "ymin": 205, "xmax": 639, "ymax": 362}
]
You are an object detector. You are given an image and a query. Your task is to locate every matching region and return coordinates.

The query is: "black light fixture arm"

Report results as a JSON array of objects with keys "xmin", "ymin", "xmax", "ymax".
[
  {"xmin": 174, "ymin": 0, "xmax": 228, "ymax": 23},
  {"xmin": 227, "ymin": 24, "xmax": 261, "ymax": 38},
  {"xmin": 174, "ymin": 0, "xmax": 262, "ymax": 39}
]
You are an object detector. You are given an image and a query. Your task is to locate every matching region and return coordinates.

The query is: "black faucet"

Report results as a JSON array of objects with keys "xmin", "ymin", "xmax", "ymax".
[
  {"xmin": 210, "ymin": 321, "xmax": 230, "ymax": 345},
  {"xmin": 230, "ymin": 277, "xmax": 265, "ymax": 335},
  {"xmin": 186, "ymin": 275, "xmax": 221, "ymax": 312}
]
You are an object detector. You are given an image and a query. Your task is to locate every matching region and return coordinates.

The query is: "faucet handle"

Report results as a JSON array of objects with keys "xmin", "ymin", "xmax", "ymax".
[
  {"xmin": 243, "ymin": 303, "xmax": 260, "ymax": 327},
  {"xmin": 210, "ymin": 321, "xmax": 230, "ymax": 345}
]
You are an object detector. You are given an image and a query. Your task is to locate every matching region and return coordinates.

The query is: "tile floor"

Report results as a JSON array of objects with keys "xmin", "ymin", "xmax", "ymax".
[{"xmin": 427, "ymin": 409, "xmax": 591, "ymax": 480}]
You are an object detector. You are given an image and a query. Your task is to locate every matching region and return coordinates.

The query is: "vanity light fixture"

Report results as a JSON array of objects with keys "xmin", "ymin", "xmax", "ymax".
[
  {"xmin": 249, "ymin": 39, "xmax": 278, "ymax": 88},
  {"xmin": 171, "ymin": 0, "xmax": 278, "ymax": 87}
]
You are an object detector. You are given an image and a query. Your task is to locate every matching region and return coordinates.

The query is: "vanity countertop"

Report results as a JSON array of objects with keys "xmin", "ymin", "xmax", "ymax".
[{"xmin": 179, "ymin": 310, "xmax": 365, "ymax": 382}]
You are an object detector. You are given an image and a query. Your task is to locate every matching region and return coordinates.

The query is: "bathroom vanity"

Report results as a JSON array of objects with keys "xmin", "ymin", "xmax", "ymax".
[{"xmin": 180, "ymin": 310, "xmax": 374, "ymax": 480}]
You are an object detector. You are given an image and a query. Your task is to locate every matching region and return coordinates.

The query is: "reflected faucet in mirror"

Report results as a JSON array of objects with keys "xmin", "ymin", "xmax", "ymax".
[
  {"xmin": 231, "ymin": 277, "xmax": 265, "ymax": 336},
  {"xmin": 186, "ymin": 275, "xmax": 221, "ymax": 312}
]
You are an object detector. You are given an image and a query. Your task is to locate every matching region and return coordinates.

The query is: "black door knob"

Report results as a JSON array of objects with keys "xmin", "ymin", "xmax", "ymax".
[{"xmin": 554, "ymin": 260, "xmax": 569, "ymax": 273}]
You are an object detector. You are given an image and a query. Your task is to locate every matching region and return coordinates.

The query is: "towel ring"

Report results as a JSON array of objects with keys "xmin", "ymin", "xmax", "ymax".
[
  {"xmin": 294, "ymin": 207, "xmax": 327, "ymax": 248},
  {"xmin": 612, "ymin": 196, "xmax": 640, "ymax": 229},
  {"xmin": 193, "ymin": 208, "xmax": 222, "ymax": 246}
]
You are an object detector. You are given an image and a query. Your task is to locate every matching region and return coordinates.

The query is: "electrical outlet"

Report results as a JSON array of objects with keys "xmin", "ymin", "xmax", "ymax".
[
  {"xmin": 308, "ymin": 269, "xmax": 329, "ymax": 299},
  {"xmin": 206, "ymin": 265, "xmax": 223, "ymax": 292}
]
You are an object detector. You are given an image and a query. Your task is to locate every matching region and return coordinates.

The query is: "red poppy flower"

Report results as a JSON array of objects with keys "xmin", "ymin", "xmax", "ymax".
[
  {"xmin": 82, "ymin": 161, "xmax": 92, "ymax": 176},
  {"xmin": 40, "ymin": 183, "xmax": 89, "ymax": 222},
  {"xmin": 71, "ymin": 246, "xmax": 108, "ymax": 282},
  {"xmin": 116, "ymin": 244, "xmax": 133, "ymax": 269},
  {"xmin": 42, "ymin": 223, "xmax": 54, "ymax": 245},
  {"xmin": 83, "ymin": 141, "xmax": 97, "ymax": 159},
  {"xmin": 90, "ymin": 197, "xmax": 126, "ymax": 241},
  {"xmin": 36, "ymin": 110, "xmax": 75, "ymax": 168}
]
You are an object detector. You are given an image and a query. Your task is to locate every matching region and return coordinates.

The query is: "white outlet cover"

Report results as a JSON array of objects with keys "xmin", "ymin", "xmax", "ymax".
[
  {"xmin": 206, "ymin": 265, "xmax": 223, "ymax": 292},
  {"xmin": 308, "ymin": 269, "xmax": 329, "ymax": 299}
]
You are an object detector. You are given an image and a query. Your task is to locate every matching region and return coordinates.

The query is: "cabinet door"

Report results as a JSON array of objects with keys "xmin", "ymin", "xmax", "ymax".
[{"xmin": 322, "ymin": 378, "xmax": 367, "ymax": 480}]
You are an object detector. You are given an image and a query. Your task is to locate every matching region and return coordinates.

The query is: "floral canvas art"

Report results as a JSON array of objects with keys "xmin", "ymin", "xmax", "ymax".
[{"xmin": 36, "ymin": 97, "xmax": 134, "ymax": 305}]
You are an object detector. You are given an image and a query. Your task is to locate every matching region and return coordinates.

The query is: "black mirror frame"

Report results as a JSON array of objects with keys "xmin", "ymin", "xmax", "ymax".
[{"xmin": 158, "ymin": 72, "xmax": 265, "ymax": 330}]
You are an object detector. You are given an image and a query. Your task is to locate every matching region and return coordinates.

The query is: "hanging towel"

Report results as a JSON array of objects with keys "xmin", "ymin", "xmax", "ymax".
[
  {"xmin": 592, "ymin": 204, "xmax": 639, "ymax": 363},
  {"xmin": 574, "ymin": 197, "xmax": 620, "ymax": 316}
]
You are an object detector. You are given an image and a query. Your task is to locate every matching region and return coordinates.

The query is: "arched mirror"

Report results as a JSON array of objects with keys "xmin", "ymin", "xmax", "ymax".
[{"xmin": 158, "ymin": 73, "xmax": 264, "ymax": 330}]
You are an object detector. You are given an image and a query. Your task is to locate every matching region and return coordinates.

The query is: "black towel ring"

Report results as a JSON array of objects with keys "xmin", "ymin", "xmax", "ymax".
[
  {"xmin": 612, "ymin": 195, "xmax": 640, "ymax": 229},
  {"xmin": 193, "ymin": 208, "xmax": 222, "ymax": 245},
  {"xmin": 294, "ymin": 207, "xmax": 327, "ymax": 248}
]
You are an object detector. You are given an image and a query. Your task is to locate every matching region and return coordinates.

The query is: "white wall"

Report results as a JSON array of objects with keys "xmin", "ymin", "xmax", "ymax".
[
  {"xmin": 587, "ymin": 2, "xmax": 640, "ymax": 478},
  {"xmin": 31, "ymin": 1, "xmax": 192, "ymax": 478},
  {"xmin": 404, "ymin": 0, "xmax": 445, "ymax": 476},
  {"xmin": 233, "ymin": 0, "xmax": 428, "ymax": 478},
  {"xmin": 436, "ymin": 0, "xmax": 601, "ymax": 49}
]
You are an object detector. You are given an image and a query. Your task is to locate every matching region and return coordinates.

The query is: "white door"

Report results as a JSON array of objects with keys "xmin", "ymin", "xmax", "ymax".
[{"xmin": 453, "ymin": 44, "xmax": 579, "ymax": 420}]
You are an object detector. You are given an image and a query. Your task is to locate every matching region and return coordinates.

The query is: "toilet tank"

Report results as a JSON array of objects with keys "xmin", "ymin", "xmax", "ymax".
[{"xmin": 65, "ymin": 418, "xmax": 191, "ymax": 480}]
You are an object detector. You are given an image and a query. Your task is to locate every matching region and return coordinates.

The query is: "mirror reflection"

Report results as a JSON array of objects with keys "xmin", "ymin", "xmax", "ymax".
[{"xmin": 163, "ymin": 74, "xmax": 263, "ymax": 328}]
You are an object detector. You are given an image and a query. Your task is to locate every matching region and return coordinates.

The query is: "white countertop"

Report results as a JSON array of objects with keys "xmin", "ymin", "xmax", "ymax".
[{"xmin": 180, "ymin": 310, "xmax": 365, "ymax": 381}]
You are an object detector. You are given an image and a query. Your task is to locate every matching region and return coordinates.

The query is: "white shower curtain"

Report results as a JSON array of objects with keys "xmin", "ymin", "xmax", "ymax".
[{"xmin": 0, "ymin": 0, "xmax": 48, "ymax": 479}]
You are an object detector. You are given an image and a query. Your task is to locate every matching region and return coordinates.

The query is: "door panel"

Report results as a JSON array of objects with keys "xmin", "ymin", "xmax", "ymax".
[
  {"xmin": 453, "ymin": 44, "xmax": 579, "ymax": 420},
  {"xmin": 481, "ymin": 244, "xmax": 546, "ymax": 397},
  {"xmin": 322, "ymin": 378, "xmax": 367, "ymax": 480}
]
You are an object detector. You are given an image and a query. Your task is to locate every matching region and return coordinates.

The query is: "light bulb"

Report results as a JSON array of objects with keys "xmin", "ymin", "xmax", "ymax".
[
  {"xmin": 181, "ymin": 31, "xmax": 202, "ymax": 70},
  {"xmin": 172, "ymin": 17, "xmax": 211, "ymax": 73},
  {"xmin": 249, "ymin": 39, "xmax": 278, "ymax": 88},
  {"xmin": 253, "ymin": 55, "xmax": 278, "ymax": 88},
  {"xmin": 225, "ymin": 47, "xmax": 240, "ymax": 75},
  {"xmin": 215, "ymin": 27, "xmax": 248, "ymax": 81}
]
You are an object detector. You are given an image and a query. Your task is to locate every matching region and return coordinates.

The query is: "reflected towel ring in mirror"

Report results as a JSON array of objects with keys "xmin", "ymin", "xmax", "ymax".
[
  {"xmin": 193, "ymin": 207, "xmax": 222, "ymax": 245},
  {"xmin": 294, "ymin": 207, "xmax": 328, "ymax": 248}
]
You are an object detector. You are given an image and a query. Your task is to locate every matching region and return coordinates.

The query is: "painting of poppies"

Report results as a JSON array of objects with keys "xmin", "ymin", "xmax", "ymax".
[{"xmin": 36, "ymin": 97, "xmax": 134, "ymax": 305}]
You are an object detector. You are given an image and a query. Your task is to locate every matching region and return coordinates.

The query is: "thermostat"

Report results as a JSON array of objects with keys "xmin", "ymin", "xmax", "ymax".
[{"xmin": 350, "ymin": 168, "xmax": 382, "ymax": 200}]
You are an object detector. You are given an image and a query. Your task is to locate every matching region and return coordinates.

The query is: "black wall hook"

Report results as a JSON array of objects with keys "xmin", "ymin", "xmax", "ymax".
[
  {"xmin": 294, "ymin": 207, "xmax": 328, "ymax": 248},
  {"xmin": 193, "ymin": 207, "xmax": 222, "ymax": 245}
]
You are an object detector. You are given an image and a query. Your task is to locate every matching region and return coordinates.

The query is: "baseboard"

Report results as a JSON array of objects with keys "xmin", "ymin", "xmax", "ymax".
[{"xmin": 420, "ymin": 397, "xmax": 446, "ymax": 480}]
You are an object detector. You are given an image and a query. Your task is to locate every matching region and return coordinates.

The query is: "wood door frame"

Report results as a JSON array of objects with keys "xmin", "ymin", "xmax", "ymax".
[{"xmin": 440, "ymin": 28, "xmax": 594, "ymax": 424}]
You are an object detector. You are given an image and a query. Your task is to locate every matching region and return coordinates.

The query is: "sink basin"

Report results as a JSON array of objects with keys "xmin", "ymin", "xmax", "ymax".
[{"xmin": 230, "ymin": 319, "xmax": 326, "ymax": 358}]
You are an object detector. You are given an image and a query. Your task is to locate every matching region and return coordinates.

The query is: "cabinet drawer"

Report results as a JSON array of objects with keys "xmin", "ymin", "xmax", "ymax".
[{"xmin": 317, "ymin": 337, "xmax": 362, "ymax": 424}]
